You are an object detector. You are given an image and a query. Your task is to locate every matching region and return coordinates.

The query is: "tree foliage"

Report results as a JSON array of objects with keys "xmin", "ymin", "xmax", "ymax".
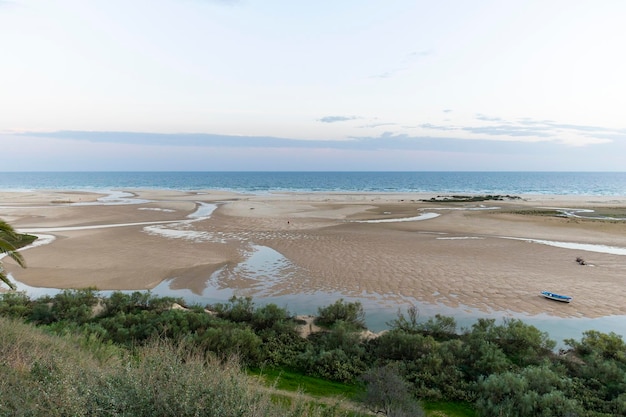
[
  {"xmin": 315, "ymin": 298, "xmax": 365, "ymax": 330},
  {"xmin": 361, "ymin": 364, "xmax": 425, "ymax": 416},
  {"xmin": 0, "ymin": 219, "xmax": 27, "ymax": 290},
  {"xmin": 389, "ymin": 305, "xmax": 457, "ymax": 340},
  {"xmin": 476, "ymin": 365, "xmax": 581, "ymax": 417}
]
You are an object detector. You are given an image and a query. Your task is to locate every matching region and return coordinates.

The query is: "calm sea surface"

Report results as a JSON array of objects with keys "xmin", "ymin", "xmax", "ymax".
[{"xmin": 1, "ymin": 171, "xmax": 625, "ymax": 195}]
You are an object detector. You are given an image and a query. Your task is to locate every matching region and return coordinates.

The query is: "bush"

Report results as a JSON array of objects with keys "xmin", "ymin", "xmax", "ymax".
[
  {"xmin": 0, "ymin": 291, "xmax": 33, "ymax": 319},
  {"xmin": 315, "ymin": 299, "xmax": 365, "ymax": 330},
  {"xmin": 465, "ymin": 318, "xmax": 555, "ymax": 367},
  {"xmin": 197, "ymin": 325, "xmax": 263, "ymax": 365},
  {"xmin": 251, "ymin": 302, "xmax": 291, "ymax": 331},
  {"xmin": 475, "ymin": 365, "xmax": 581, "ymax": 417},
  {"xmin": 566, "ymin": 330, "xmax": 626, "ymax": 362},
  {"xmin": 361, "ymin": 364, "xmax": 425, "ymax": 416},
  {"xmin": 370, "ymin": 330, "xmax": 438, "ymax": 362},
  {"xmin": 50, "ymin": 288, "xmax": 101, "ymax": 324},
  {"xmin": 388, "ymin": 306, "xmax": 457, "ymax": 340},
  {"xmin": 212, "ymin": 296, "xmax": 256, "ymax": 323}
]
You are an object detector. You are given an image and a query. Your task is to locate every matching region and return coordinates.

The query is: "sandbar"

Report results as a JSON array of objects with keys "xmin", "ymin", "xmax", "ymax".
[{"xmin": 2, "ymin": 189, "xmax": 626, "ymax": 319}]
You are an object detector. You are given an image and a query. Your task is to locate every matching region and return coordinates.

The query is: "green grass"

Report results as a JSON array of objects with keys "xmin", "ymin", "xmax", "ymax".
[
  {"xmin": 251, "ymin": 367, "xmax": 363, "ymax": 399},
  {"xmin": 422, "ymin": 195, "xmax": 520, "ymax": 203},
  {"xmin": 423, "ymin": 401, "xmax": 477, "ymax": 417},
  {"xmin": 506, "ymin": 208, "xmax": 626, "ymax": 220},
  {"xmin": 504, "ymin": 209, "xmax": 562, "ymax": 216},
  {"xmin": 253, "ymin": 367, "xmax": 478, "ymax": 417}
]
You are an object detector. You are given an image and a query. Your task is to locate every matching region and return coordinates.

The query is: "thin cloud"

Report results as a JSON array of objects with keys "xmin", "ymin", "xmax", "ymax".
[
  {"xmin": 462, "ymin": 124, "xmax": 554, "ymax": 138},
  {"xmin": 419, "ymin": 115, "xmax": 622, "ymax": 146},
  {"xmin": 403, "ymin": 50, "xmax": 433, "ymax": 61},
  {"xmin": 519, "ymin": 118, "xmax": 626, "ymax": 134},
  {"xmin": 8, "ymin": 130, "xmax": 624, "ymax": 171},
  {"xmin": 15, "ymin": 130, "xmax": 595, "ymax": 154},
  {"xmin": 371, "ymin": 72, "xmax": 393, "ymax": 79},
  {"xmin": 346, "ymin": 133, "xmax": 562, "ymax": 154},
  {"xmin": 318, "ymin": 115, "xmax": 360, "ymax": 123},
  {"xmin": 419, "ymin": 123, "xmax": 458, "ymax": 131},
  {"xmin": 475, "ymin": 114, "xmax": 502, "ymax": 122},
  {"xmin": 21, "ymin": 131, "xmax": 316, "ymax": 148},
  {"xmin": 359, "ymin": 122, "xmax": 398, "ymax": 128},
  {"xmin": 371, "ymin": 50, "xmax": 433, "ymax": 79}
]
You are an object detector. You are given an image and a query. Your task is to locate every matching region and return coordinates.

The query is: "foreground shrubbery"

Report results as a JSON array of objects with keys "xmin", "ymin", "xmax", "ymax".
[
  {"xmin": 0, "ymin": 316, "xmax": 357, "ymax": 417},
  {"xmin": 2, "ymin": 290, "xmax": 626, "ymax": 416}
]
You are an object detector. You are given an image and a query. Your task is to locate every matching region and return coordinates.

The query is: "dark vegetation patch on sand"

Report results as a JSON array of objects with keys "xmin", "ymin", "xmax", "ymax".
[{"xmin": 421, "ymin": 195, "xmax": 522, "ymax": 203}]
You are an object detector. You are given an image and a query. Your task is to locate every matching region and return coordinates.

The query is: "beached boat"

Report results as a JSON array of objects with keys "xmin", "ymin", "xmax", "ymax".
[{"xmin": 541, "ymin": 291, "xmax": 572, "ymax": 303}]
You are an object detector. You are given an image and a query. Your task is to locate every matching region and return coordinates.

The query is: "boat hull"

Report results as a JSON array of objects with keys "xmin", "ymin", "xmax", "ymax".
[{"xmin": 541, "ymin": 291, "xmax": 572, "ymax": 303}]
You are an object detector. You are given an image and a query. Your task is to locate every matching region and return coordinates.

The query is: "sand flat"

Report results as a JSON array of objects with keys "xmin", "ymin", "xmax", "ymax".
[{"xmin": 2, "ymin": 189, "xmax": 626, "ymax": 318}]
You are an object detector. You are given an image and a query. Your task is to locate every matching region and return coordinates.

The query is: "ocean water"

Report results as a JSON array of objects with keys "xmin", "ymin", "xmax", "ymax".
[{"xmin": 1, "ymin": 171, "xmax": 625, "ymax": 195}]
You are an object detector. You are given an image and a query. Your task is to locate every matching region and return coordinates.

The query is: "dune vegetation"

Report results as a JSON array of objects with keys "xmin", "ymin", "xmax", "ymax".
[{"xmin": 1, "ymin": 289, "xmax": 625, "ymax": 416}]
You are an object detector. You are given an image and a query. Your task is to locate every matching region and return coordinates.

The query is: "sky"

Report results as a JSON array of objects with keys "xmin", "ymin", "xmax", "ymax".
[{"xmin": 1, "ymin": 0, "xmax": 625, "ymax": 171}]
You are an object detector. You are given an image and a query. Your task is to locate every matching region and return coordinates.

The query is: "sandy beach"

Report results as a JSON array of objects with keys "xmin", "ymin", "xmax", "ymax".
[{"xmin": 2, "ymin": 189, "xmax": 626, "ymax": 320}]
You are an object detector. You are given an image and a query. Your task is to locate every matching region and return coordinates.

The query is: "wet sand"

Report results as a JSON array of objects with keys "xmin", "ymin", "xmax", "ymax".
[{"xmin": 2, "ymin": 189, "xmax": 626, "ymax": 319}]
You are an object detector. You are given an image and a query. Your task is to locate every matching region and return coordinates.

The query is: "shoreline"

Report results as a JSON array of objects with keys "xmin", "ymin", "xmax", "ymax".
[{"xmin": 2, "ymin": 189, "xmax": 626, "ymax": 326}]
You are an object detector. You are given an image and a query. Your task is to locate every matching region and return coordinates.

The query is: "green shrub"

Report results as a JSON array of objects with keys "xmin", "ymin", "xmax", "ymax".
[
  {"xmin": 465, "ymin": 318, "xmax": 555, "ymax": 367},
  {"xmin": 50, "ymin": 288, "xmax": 100, "ymax": 324},
  {"xmin": 212, "ymin": 295, "xmax": 256, "ymax": 323},
  {"xmin": 388, "ymin": 306, "xmax": 457, "ymax": 340},
  {"xmin": 0, "ymin": 291, "xmax": 33, "ymax": 319},
  {"xmin": 475, "ymin": 365, "xmax": 582, "ymax": 417},
  {"xmin": 566, "ymin": 330, "xmax": 626, "ymax": 362},
  {"xmin": 315, "ymin": 299, "xmax": 365, "ymax": 330},
  {"xmin": 198, "ymin": 325, "xmax": 263, "ymax": 365},
  {"xmin": 361, "ymin": 364, "xmax": 425, "ymax": 416}
]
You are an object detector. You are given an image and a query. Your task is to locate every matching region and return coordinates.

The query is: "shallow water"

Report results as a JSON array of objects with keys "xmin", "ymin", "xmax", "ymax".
[
  {"xmin": 354, "ymin": 212, "xmax": 440, "ymax": 223},
  {"xmin": 10, "ymin": 243, "xmax": 626, "ymax": 347},
  {"xmin": 501, "ymin": 236, "xmax": 626, "ymax": 256}
]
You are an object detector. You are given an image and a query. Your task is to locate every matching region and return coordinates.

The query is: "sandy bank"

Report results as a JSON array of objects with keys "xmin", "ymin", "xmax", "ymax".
[{"xmin": 2, "ymin": 189, "xmax": 626, "ymax": 319}]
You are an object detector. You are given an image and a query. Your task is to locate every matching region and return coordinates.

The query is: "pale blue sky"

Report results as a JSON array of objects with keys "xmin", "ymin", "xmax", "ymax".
[{"xmin": 1, "ymin": 0, "xmax": 625, "ymax": 171}]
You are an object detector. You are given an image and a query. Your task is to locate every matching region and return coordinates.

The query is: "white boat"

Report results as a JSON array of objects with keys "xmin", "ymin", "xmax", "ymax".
[{"xmin": 541, "ymin": 290, "xmax": 572, "ymax": 303}]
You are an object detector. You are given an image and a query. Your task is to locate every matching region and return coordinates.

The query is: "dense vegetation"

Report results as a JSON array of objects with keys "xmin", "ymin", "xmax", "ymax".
[
  {"xmin": 0, "ymin": 316, "xmax": 355, "ymax": 416},
  {"xmin": 1, "ymin": 290, "xmax": 626, "ymax": 416},
  {"xmin": 420, "ymin": 195, "xmax": 522, "ymax": 202}
]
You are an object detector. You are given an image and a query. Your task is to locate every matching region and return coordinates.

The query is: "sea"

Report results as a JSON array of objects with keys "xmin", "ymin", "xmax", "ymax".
[
  {"xmin": 1, "ymin": 171, "xmax": 626, "ymax": 195},
  {"xmin": 2, "ymin": 171, "xmax": 626, "ymax": 345}
]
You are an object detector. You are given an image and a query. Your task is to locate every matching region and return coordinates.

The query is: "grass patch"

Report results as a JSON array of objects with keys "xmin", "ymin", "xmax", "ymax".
[
  {"xmin": 505, "ymin": 209, "xmax": 562, "ymax": 217},
  {"xmin": 423, "ymin": 401, "xmax": 477, "ymax": 417},
  {"xmin": 507, "ymin": 208, "xmax": 626, "ymax": 221},
  {"xmin": 584, "ymin": 208, "xmax": 626, "ymax": 218},
  {"xmin": 422, "ymin": 195, "xmax": 521, "ymax": 203},
  {"xmin": 252, "ymin": 367, "xmax": 363, "ymax": 399}
]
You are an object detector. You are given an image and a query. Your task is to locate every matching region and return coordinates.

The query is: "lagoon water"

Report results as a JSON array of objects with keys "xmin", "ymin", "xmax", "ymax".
[{"xmin": 4, "ymin": 171, "xmax": 626, "ymax": 345}]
